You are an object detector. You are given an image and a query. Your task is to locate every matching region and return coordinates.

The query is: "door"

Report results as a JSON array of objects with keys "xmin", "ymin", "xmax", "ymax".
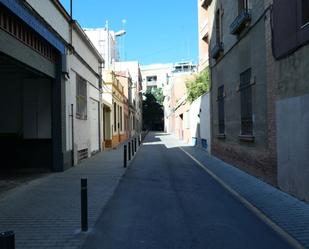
[{"xmin": 90, "ymin": 99, "xmax": 99, "ymax": 153}]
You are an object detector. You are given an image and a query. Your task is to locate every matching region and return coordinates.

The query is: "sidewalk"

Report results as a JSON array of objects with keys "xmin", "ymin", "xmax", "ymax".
[
  {"xmin": 0, "ymin": 142, "xmax": 132, "ymax": 249},
  {"xmin": 181, "ymin": 144, "xmax": 309, "ymax": 249}
]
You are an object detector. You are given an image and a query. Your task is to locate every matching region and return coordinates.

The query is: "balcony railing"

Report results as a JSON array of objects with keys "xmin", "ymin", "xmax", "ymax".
[
  {"xmin": 201, "ymin": 0, "xmax": 212, "ymax": 9},
  {"xmin": 230, "ymin": 9, "xmax": 252, "ymax": 35},
  {"xmin": 211, "ymin": 42, "xmax": 224, "ymax": 59}
]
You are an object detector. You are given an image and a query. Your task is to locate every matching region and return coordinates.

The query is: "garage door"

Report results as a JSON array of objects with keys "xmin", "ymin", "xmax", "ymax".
[{"xmin": 90, "ymin": 99, "xmax": 99, "ymax": 153}]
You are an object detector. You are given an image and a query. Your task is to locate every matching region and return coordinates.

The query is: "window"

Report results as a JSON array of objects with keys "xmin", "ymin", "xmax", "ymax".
[
  {"xmin": 238, "ymin": 0, "xmax": 249, "ymax": 13},
  {"xmin": 76, "ymin": 75, "xmax": 87, "ymax": 120},
  {"xmin": 120, "ymin": 106, "xmax": 123, "ymax": 131},
  {"xmin": 215, "ymin": 9, "xmax": 221, "ymax": 43},
  {"xmin": 302, "ymin": 0, "xmax": 309, "ymax": 26},
  {"xmin": 239, "ymin": 69, "xmax": 253, "ymax": 136},
  {"xmin": 113, "ymin": 102, "xmax": 117, "ymax": 132},
  {"xmin": 117, "ymin": 105, "xmax": 120, "ymax": 130},
  {"xmin": 146, "ymin": 76, "xmax": 157, "ymax": 82},
  {"xmin": 217, "ymin": 85, "xmax": 225, "ymax": 135}
]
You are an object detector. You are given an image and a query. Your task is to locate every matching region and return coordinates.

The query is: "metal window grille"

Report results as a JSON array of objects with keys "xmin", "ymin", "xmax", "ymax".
[
  {"xmin": 215, "ymin": 9, "xmax": 221, "ymax": 43},
  {"xmin": 302, "ymin": 0, "xmax": 309, "ymax": 26},
  {"xmin": 239, "ymin": 68, "xmax": 253, "ymax": 135},
  {"xmin": 217, "ymin": 85, "xmax": 225, "ymax": 134},
  {"xmin": 120, "ymin": 106, "xmax": 123, "ymax": 131},
  {"xmin": 238, "ymin": 0, "xmax": 249, "ymax": 13},
  {"xmin": 76, "ymin": 75, "xmax": 87, "ymax": 120},
  {"xmin": 114, "ymin": 102, "xmax": 117, "ymax": 132},
  {"xmin": 0, "ymin": 8, "xmax": 56, "ymax": 62}
]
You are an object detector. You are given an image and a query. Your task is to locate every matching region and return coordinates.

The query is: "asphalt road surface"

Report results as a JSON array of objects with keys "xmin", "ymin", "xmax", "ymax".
[{"xmin": 82, "ymin": 132, "xmax": 293, "ymax": 249}]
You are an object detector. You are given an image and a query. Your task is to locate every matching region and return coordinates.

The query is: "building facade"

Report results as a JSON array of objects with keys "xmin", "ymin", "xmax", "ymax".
[
  {"xmin": 204, "ymin": 0, "xmax": 309, "ymax": 201},
  {"xmin": 0, "ymin": 0, "xmax": 103, "ymax": 172},
  {"xmin": 115, "ymin": 61, "xmax": 143, "ymax": 135},
  {"xmin": 208, "ymin": 0, "xmax": 276, "ymax": 184},
  {"xmin": 270, "ymin": 0, "xmax": 309, "ymax": 201},
  {"xmin": 198, "ymin": 0, "xmax": 210, "ymax": 71},
  {"xmin": 165, "ymin": 62, "xmax": 197, "ymax": 140}
]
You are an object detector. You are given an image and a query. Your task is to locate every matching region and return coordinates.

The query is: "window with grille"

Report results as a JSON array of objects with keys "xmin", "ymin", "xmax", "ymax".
[
  {"xmin": 217, "ymin": 85, "xmax": 225, "ymax": 134},
  {"xmin": 76, "ymin": 75, "xmax": 87, "ymax": 120},
  {"xmin": 238, "ymin": 0, "xmax": 249, "ymax": 13},
  {"xmin": 239, "ymin": 68, "xmax": 253, "ymax": 136},
  {"xmin": 302, "ymin": 0, "xmax": 309, "ymax": 26},
  {"xmin": 215, "ymin": 9, "xmax": 221, "ymax": 43},
  {"xmin": 120, "ymin": 106, "xmax": 123, "ymax": 131},
  {"xmin": 114, "ymin": 102, "xmax": 117, "ymax": 132}
]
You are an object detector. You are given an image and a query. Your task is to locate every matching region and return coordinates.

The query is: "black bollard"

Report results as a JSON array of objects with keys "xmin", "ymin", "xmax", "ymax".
[
  {"xmin": 0, "ymin": 231, "xmax": 15, "ymax": 249},
  {"xmin": 124, "ymin": 145, "xmax": 127, "ymax": 168},
  {"xmin": 81, "ymin": 178, "xmax": 88, "ymax": 232},
  {"xmin": 128, "ymin": 142, "xmax": 131, "ymax": 160},
  {"xmin": 134, "ymin": 137, "xmax": 137, "ymax": 152}
]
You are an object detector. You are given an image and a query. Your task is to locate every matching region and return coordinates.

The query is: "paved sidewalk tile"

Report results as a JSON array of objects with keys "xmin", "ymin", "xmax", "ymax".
[
  {"xmin": 182, "ymin": 145, "xmax": 309, "ymax": 249},
  {"xmin": 0, "ymin": 144, "xmax": 133, "ymax": 249}
]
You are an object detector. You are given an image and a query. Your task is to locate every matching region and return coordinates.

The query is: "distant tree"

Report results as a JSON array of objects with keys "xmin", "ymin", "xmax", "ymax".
[
  {"xmin": 186, "ymin": 68, "xmax": 210, "ymax": 103},
  {"xmin": 142, "ymin": 92, "xmax": 164, "ymax": 131},
  {"xmin": 146, "ymin": 87, "xmax": 164, "ymax": 105}
]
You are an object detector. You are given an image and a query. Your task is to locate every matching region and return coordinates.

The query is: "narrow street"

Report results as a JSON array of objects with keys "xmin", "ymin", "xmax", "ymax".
[{"xmin": 82, "ymin": 132, "xmax": 293, "ymax": 249}]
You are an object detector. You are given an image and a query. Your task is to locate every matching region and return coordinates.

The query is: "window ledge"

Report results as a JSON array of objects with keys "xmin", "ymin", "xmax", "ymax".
[
  {"xmin": 239, "ymin": 134, "xmax": 255, "ymax": 142},
  {"xmin": 301, "ymin": 22, "xmax": 309, "ymax": 29},
  {"xmin": 217, "ymin": 134, "xmax": 226, "ymax": 139}
]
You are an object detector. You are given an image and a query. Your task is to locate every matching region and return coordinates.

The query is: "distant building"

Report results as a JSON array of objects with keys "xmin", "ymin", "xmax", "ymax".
[
  {"xmin": 84, "ymin": 26, "xmax": 125, "ymax": 69},
  {"xmin": 140, "ymin": 63, "xmax": 173, "ymax": 94},
  {"xmin": 165, "ymin": 62, "xmax": 197, "ymax": 139},
  {"xmin": 115, "ymin": 61, "xmax": 143, "ymax": 135}
]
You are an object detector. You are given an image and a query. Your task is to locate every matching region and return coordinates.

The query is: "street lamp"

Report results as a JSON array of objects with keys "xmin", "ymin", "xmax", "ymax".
[{"xmin": 115, "ymin": 30, "xmax": 126, "ymax": 37}]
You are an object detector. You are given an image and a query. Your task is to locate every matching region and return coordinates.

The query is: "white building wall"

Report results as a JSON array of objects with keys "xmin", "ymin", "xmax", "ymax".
[
  {"xmin": 72, "ymin": 30, "xmax": 101, "ymax": 82},
  {"xmin": 65, "ymin": 51, "xmax": 101, "ymax": 163},
  {"xmin": 189, "ymin": 93, "xmax": 211, "ymax": 153},
  {"xmin": 140, "ymin": 63, "xmax": 173, "ymax": 92},
  {"xmin": 25, "ymin": 0, "xmax": 70, "ymax": 42},
  {"xmin": 84, "ymin": 28, "xmax": 117, "ymax": 69}
]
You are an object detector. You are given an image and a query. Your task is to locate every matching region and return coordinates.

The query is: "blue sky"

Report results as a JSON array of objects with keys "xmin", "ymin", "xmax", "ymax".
[{"xmin": 59, "ymin": 0, "xmax": 198, "ymax": 66}]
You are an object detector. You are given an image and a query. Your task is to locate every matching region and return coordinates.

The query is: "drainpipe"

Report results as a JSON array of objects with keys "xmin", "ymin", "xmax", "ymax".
[{"xmin": 69, "ymin": 0, "xmax": 73, "ymax": 49}]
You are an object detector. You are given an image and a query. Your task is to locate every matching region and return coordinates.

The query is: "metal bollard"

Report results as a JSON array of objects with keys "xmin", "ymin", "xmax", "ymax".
[
  {"xmin": 124, "ymin": 145, "xmax": 127, "ymax": 168},
  {"xmin": 131, "ymin": 140, "xmax": 134, "ymax": 156},
  {"xmin": 139, "ymin": 134, "xmax": 141, "ymax": 146},
  {"xmin": 134, "ymin": 137, "xmax": 137, "ymax": 152},
  {"xmin": 81, "ymin": 178, "xmax": 88, "ymax": 232},
  {"xmin": 128, "ymin": 142, "xmax": 131, "ymax": 160},
  {"xmin": 0, "ymin": 231, "xmax": 15, "ymax": 249}
]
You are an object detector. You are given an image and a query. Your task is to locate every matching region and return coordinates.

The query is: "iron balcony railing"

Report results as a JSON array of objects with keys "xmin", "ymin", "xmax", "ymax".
[
  {"xmin": 230, "ymin": 9, "xmax": 252, "ymax": 35},
  {"xmin": 211, "ymin": 42, "xmax": 224, "ymax": 59}
]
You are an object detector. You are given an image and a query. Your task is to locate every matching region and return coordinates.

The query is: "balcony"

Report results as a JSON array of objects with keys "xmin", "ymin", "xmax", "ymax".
[
  {"xmin": 200, "ymin": 0, "xmax": 212, "ymax": 9},
  {"xmin": 211, "ymin": 42, "xmax": 224, "ymax": 59},
  {"xmin": 230, "ymin": 9, "xmax": 252, "ymax": 35},
  {"xmin": 200, "ymin": 20, "xmax": 209, "ymax": 39}
]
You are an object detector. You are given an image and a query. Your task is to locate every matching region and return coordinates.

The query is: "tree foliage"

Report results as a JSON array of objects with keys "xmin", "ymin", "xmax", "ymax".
[
  {"xmin": 142, "ymin": 92, "xmax": 164, "ymax": 131},
  {"xmin": 186, "ymin": 68, "xmax": 210, "ymax": 103},
  {"xmin": 146, "ymin": 87, "xmax": 164, "ymax": 105}
]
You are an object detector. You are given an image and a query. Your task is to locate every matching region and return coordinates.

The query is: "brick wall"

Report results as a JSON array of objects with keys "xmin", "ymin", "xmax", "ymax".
[{"xmin": 213, "ymin": 141, "xmax": 277, "ymax": 185}]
